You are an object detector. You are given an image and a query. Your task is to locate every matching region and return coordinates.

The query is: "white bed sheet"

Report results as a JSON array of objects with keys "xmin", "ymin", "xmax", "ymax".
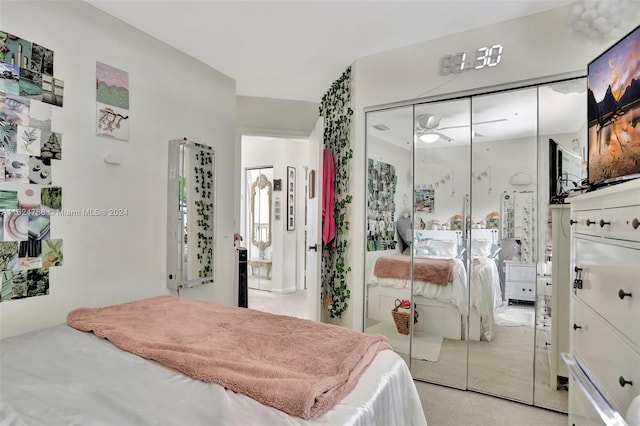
[{"xmin": 0, "ymin": 324, "xmax": 426, "ymax": 426}]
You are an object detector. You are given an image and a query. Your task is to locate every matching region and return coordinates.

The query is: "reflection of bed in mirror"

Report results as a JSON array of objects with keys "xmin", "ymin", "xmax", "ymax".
[{"xmin": 367, "ymin": 229, "xmax": 501, "ymax": 342}]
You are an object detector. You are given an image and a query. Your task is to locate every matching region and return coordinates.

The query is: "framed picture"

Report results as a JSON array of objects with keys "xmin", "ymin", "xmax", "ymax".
[{"xmin": 287, "ymin": 166, "xmax": 295, "ymax": 231}]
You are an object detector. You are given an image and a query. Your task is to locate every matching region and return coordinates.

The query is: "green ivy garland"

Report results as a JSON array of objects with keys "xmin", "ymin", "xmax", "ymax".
[
  {"xmin": 319, "ymin": 67, "xmax": 353, "ymax": 319},
  {"xmin": 193, "ymin": 143, "xmax": 214, "ymax": 280}
]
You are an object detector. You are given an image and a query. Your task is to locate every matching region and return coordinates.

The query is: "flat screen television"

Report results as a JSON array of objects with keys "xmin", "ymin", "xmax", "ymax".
[
  {"xmin": 587, "ymin": 25, "xmax": 640, "ymax": 186},
  {"xmin": 549, "ymin": 138, "xmax": 582, "ymax": 203}
]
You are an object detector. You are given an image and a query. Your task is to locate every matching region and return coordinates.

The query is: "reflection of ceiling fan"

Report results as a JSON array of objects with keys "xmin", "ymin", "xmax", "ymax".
[{"xmin": 416, "ymin": 114, "xmax": 508, "ymax": 143}]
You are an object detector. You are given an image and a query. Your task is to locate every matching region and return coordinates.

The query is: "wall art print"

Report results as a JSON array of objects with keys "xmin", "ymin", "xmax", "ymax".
[
  {"xmin": 0, "ymin": 29, "xmax": 64, "ymax": 303},
  {"xmin": 367, "ymin": 158, "xmax": 397, "ymax": 251},
  {"xmin": 414, "ymin": 185, "xmax": 435, "ymax": 213},
  {"xmin": 96, "ymin": 61, "xmax": 129, "ymax": 141},
  {"xmin": 286, "ymin": 166, "xmax": 296, "ymax": 231}
]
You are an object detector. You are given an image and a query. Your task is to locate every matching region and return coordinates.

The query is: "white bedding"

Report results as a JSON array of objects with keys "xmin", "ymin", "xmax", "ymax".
[{"xmin": 0, "ymin": 324, "xmax": 427, "ymax": 426}]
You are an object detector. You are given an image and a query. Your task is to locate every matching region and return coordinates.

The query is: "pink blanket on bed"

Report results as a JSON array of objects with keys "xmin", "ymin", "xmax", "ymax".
[
  {"xmin": 374, "ymin": 254, "xmax": 453, "ymax": 285},
  {"xmin": 66, "ymin": 296, "xmax": 389, "ymax": 419}
]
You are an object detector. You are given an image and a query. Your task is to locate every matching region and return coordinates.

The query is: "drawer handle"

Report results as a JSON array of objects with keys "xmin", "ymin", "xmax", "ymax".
[
  {"xmin": 618, "ymin": 289, "xmax": 632, "ymax": 300},
  {"xmin": 574, "ymin": 266, "xmax": 583, "ymax": 273},
  {"xmin": 599, "ymin": 219, "xmax": 611, "ymax": 227},
  {"xmin": 569, "ymin": 219, "xmax": 578, "ymax": 225},
  {"xmin": 546, "ymin": 282, "xmax": 552, "ymax": 286},
  {"xmin": 633, "ymin": 218, "xmax": 639, "ymax": 230},
  {"xmin": 586, "ymin": 219, "xmax": 595, "ymax": 227},
  {"xmin": 545, "ymin": 342, "xmax": 551, "ymax": 346},
  {"xmin": 619, "ymin": 376, "xmax": 633, "ymax": 387},
  {"xmin": 573, "ymin": 323, "xmax": 582, "ymax": 331}
]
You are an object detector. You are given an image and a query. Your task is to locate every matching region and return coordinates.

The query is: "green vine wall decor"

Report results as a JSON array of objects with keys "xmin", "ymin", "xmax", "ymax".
[
  {"xmin": 193, "ymin": 143, "xmax": 214, "ymax": 280},
  {"xmin": 319, "ymin": 67, "xmax": 353, "ymax": 319}
]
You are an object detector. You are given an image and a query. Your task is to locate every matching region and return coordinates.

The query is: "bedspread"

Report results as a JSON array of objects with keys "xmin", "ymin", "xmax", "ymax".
[{"xmin": 67, "ymin": 296, "xmax": 390, "ymax": 419}]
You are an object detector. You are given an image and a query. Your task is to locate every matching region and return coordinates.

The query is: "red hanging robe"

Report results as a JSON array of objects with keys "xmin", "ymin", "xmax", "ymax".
[{"xmin": 322, "ymin": 149, "xmax": 336, "ymax": 246}]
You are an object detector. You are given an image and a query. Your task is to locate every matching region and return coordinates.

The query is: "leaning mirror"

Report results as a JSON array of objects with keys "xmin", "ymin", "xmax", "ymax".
[
  {"xmin": 250, "ymin": 173, "xmax": 272, "ymax": 251},
  {"xmin": 167, "ymin": 139, "xmax": 215, "ymax": 290}
]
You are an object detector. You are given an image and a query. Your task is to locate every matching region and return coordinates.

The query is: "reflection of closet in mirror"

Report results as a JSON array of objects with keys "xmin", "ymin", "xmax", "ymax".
[
  {"xmin": 167, "ymin": 139, "xmax": 215, "ymax": 291},
  {"xmin": 246, "ymin": 168, "xmax": 273, "ymax": 291},
  {"xmin": 363, "ymin": 77, "xmax": 587, "ymax": 412}
]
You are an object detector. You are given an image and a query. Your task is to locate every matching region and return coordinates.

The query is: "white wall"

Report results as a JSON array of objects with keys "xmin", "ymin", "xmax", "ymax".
[
  {"xmin": 0, "ymin": 1, "xmax": 236, "ymax": 338},
  {"xmin": 241, "ymin": 136, "xmax": 308, "ymax": 293},
  {"xmin": 345, "ymin": 6, "xmax": 639, "ymax": 331}
]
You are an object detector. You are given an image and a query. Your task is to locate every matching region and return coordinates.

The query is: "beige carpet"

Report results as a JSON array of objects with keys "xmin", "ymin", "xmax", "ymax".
[{"xmin": 366, "ymin": 322, "xmax": 443, "ymax": 362}]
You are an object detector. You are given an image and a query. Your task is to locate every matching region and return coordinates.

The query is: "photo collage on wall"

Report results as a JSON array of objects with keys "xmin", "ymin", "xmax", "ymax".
[
  {"xmin": 0, "ymin": 30, "xmax": 64, "ymax": 303},
  {"xmin": 96, "ymin": 61, "xmax": 129, "ymax": 141},
  {"xmin": 366, "ymin": 159, "xmax": 397, "ymax": 251}
]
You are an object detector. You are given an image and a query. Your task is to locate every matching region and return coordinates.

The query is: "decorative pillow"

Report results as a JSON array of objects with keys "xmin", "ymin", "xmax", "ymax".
[
  {"xmin": 471, "ymin": 239, "xmax": 492, "ymax": 258},
  {"xmin": 428, "ymin": 239, "xmax": 458, "ymax": 258},
  {"xmin": 414, "ymin": 246, "xmax": 437, "ymax": 257},
  {"xmin": 489, "ymin": 244, "xmax": 502, "ymax": 259}
]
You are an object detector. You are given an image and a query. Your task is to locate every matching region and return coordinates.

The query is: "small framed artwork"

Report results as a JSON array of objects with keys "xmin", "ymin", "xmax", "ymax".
[
  {"xmin": 286, "ymin": 166, "xmax": 295, "ymax": 231},
  {"xmin": 273, "ymin": 179, "xmax": 282, "ymax": 191}
]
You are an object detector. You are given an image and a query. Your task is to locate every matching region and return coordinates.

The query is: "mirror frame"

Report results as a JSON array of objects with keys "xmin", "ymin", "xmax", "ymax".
[
  {"xmin": 250, "ymin": 173, "xmax": 272, "ymax": 250},
  {"xmin": 166, "ymin": 139, "xmax": 215, "ymax": 290}
]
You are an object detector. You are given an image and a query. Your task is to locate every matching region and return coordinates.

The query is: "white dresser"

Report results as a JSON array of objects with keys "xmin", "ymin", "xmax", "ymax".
[
  {"xmin": 565, "ymin": 179, "xmax": 640, "ymax": 425},
  {"xmin": 504, "ymin": 260, "xmax": 536, "ymax": 303}
]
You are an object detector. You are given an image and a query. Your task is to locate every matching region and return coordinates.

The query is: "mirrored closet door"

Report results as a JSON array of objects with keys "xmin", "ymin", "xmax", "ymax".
[
  {"xmin": 410, "ymin": 99, "xmax": 471, "ymax": 389},
  {"xmin": 364, "ymin": 104, "xmax": 414, "ymax": 378},
  {"xmin": 467, "ymin": 87, "xmax": 538, "ymax": 404},
  {"xmin": 364, "ymin": 76, "xmax": 587, "ymax": 412}
]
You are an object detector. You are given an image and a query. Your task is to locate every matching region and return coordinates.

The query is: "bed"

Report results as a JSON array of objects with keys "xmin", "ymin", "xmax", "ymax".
[
  {"xmin": 367, "ymin": 229, "xmax": 502, "ymax": 342},
  {"xmin": 0, "ymin": 296, "xmax": 426, "ymax": 426}
]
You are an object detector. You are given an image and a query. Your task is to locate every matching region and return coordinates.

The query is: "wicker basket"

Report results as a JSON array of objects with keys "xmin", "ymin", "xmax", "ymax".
[{"xmin": 391, "ymin": 299, "xmax": 410, "ymax": 335}]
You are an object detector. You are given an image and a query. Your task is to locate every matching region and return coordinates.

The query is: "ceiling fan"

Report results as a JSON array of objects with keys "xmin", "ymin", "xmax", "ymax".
[{"xmin": 415, "ymin": 114, "xmax": 508, "ymax": 143}]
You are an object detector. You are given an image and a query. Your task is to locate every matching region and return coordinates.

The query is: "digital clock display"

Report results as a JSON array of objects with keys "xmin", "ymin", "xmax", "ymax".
[{"xmin": 440, "ymin": 44, "xmax": 503, "ymax": 75}]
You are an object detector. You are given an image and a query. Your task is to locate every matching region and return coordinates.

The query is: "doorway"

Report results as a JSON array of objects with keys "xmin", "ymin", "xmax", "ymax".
[{"xmin": 240, "ymin": 135, "xmax": 312, "ymax": 319}]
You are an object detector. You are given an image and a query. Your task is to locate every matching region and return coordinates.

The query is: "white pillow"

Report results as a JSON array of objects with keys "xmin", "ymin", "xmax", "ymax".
[
  {"xmin": 428, "ymin": 239, "xmax": 458, "ymax": 257},
  {"xmin": 471, "ymin": 239, "xmax": 492, "ymax": 258}
]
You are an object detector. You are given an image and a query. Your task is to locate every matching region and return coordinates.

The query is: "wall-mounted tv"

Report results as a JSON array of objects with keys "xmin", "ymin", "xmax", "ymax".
[
  {"xmin": 587, "ymin": 25, "xmax": 640, "ymax": 186},
  {"xmin": 549, "ymin": 138, "xmax": 582, "ymax": 203}
]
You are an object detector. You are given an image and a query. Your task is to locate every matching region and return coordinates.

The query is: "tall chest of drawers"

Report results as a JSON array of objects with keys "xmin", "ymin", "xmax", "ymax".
[{"xmin": 566, "ymin": 179, "xmax": 640, "ymax": 425}]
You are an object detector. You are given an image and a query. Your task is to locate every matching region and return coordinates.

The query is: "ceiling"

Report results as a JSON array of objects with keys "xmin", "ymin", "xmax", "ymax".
[{"xmin": 86, "ymin": 0, "xmax": 573, "ymax": 103}]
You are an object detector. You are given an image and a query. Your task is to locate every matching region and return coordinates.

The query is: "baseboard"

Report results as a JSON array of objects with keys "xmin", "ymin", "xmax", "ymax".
[{"xmin": 270, "ymin": 287, "xmax": 297, "ymax": 294}]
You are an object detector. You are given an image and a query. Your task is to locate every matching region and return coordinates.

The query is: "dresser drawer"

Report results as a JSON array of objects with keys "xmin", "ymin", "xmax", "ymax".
[
  {"xmin": 572, "ymin": 298, "xmax": 640, "ymax": 415},
  {"xmin": 505, "ymin": 262, "xmax": 536, "ymax": 281},
  {"xmin": 574, "ymin": 238, "xmax": 640, "ymax": 348},
  {"xmin": 600, "ymin": 206, "xmax": 640, "ymax": 243},
  {"xmin": 569, "ymin": 375, "xmax": 607, "ymax": 426},
  {"xmin": 572, "ymin": 209, "xmax": 601, "ymax": 237}
]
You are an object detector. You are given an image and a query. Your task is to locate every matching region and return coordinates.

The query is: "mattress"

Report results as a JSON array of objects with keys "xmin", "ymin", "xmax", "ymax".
[{"xmin": 0, "ymin": 324, "xmax": 427, "ymax": 426}]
